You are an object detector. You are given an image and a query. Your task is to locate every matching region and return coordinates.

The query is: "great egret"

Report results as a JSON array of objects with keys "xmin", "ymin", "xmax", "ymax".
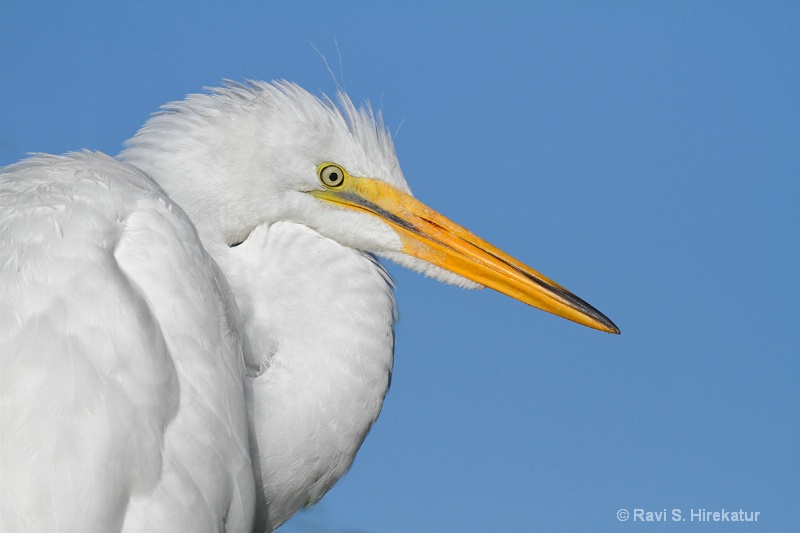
[{"xmin": 0, "ymin": 80, "xmax": 618, "ymax": 532}]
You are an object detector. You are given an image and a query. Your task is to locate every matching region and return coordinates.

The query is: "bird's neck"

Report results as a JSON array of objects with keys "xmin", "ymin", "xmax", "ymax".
[{"xmin": 216, "ymin": 221, "xmax": 395, "ymax": 531}]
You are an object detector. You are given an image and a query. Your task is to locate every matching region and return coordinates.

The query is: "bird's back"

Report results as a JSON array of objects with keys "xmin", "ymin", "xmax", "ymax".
[{"xmin": 0, "ymin": 152, "xmax": 255, "ymax": 532}]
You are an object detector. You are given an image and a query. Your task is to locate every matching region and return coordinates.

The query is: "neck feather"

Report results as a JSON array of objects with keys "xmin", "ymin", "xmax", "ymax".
[{"xmin": 218, "ymin": 221, "xmax": 395, "ymax": 530}]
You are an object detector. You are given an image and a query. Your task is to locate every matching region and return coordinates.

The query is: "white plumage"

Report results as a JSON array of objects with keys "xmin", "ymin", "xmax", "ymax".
[
  {"xmin": 1, "ymin": 81, "xmax": 617, "ymax": 532},
  {"xmin": 1, "ymin": 153, "xmax": 253, "ymax": 531}
]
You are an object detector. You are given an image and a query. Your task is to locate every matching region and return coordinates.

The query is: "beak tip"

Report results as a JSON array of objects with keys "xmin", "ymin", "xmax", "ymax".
[
  {"xmin": 594, "ymin": 313, "xmax": 620, "ymax": 335},
  {"xmin": 597, "ymin": 316, "xmax": 620, "ymax": 335}
]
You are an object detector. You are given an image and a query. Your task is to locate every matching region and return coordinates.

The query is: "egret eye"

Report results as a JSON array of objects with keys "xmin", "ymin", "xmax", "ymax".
[{"xmin": 319, "ymin": 164, "xmax": 346, "ymax": 188}]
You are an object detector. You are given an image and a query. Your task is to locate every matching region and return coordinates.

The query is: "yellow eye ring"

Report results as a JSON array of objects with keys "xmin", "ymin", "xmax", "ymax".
[{"xmin": 318, "ymin": 163, "xmax": 347, "ymax": 188}]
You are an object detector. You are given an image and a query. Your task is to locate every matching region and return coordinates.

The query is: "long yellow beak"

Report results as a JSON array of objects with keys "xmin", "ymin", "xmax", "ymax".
[{"xmin": 312, "ymin": 173, "xmax": 619, "ymax": 334}]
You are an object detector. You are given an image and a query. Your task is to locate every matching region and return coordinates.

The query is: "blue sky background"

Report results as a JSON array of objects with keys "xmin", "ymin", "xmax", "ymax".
[{"xmin": 2, "ymin": 2, "xmax": 798, "ymax": 531}]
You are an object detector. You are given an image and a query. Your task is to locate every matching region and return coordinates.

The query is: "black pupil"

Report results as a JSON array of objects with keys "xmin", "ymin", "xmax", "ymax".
[{"xmin": 328, "ymin": 171, "xmax": 339, "ymax": 183}]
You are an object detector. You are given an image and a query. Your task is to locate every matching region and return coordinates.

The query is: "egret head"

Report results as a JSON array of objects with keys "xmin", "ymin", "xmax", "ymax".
[{"xmin": 122, "ymin": 80, "xmax": 618, "ymax": 333}]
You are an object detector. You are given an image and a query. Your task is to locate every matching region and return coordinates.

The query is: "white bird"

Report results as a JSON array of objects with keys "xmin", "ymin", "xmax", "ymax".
[{"xmin": 0, "ymin": 80, "xmax": 618, "ymax": 533}]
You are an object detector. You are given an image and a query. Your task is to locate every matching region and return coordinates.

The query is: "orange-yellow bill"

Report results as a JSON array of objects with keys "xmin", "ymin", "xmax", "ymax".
[{"xmin": 312, "ymin": 175, "xmax": 620, "ymax": 334}]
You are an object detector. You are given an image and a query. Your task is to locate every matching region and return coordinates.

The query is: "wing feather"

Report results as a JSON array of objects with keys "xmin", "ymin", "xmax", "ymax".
[{"xmin": 0, "ymin": 152, "xmax": 255, "ymax": 533}]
